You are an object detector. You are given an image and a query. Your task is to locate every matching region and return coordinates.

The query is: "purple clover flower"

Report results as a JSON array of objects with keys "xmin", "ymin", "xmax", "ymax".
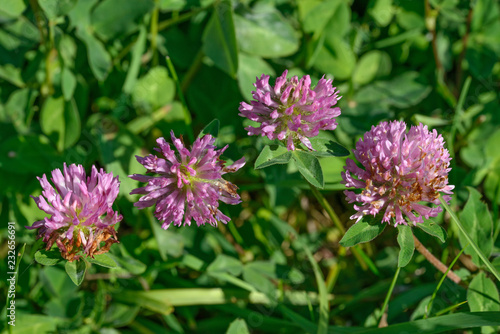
[
  {"xmin": 129, "ymin": 132, "xmax": 245, "ymax": 229},
  {"xmin": 28, "ymin": 163, "xmax": 122, "ymax": 261},
  {"xmin": 239, "ymin": 70, "xmax": 341, "ymax": 151},
  {"xmin": 341, "ymin": 121, "xmax": 454, "ymax": 226}
]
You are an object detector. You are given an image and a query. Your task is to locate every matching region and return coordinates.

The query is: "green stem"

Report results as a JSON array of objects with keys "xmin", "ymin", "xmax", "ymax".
[
  {"xmin": 165, "ymin": 56, "xmax": 194, "ymax": 142},
  {"xmin": 43, "ymin": 20, "xmax": 55, "ymax": 96},
  {"xmin": 228, "ymin": 221, "xmax": 244, "ymax": 245},
  {"xmin": 298, "ymin": 240, "xmax": 329, "ymax": 334},
  {"xmin": 425, "ymin": 244, "xmax": 466, "ymax": 319},
  {"xmin": 180, "ymin": 49, "xmax": 204, "ymax": 94},
  {"xmin": 308, "ymin": 184, "xmax": 344, "ymax": 233},
  {"xmin": 378, "ymin": 266, "xmax": 401, "ymax": 327},
  {"xmin": 433, "ymin": 300, "xmax": 467, "ymax": 316},
  {"xmin": 309, "ymin": 184, "xmax": 379, "ymax": 274},
  {"xmin": 448, "ymin": 76, "xmax": 472, "ymax": 155},
  {"xmin": 325, "ymin": 263, "xmax": 341, "ymax": 293},
  {"xmin": 440, "ymin": 196, "xmax": 500, "ymax": 282},
  {"xmin": 150, "ymin": 0, "xmax": 159, "ymax": 66},
  {"xmin": 157, "ymin": 6, "xmax": 209, "ymax": 31}
]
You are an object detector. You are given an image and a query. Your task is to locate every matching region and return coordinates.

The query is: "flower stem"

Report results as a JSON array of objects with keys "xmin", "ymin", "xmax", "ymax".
[
  {"xmin": 378, "ymin": 266, "xmax": 401, "ymax": 328},
  {"xmin": 413, "ymin": 235, "xmax": 461, "ymax": 284},
  {"xmin": 440, "ymin": 196, "xmax": 500, "ymax": 282},
  {"xmin": 308, "ymin": 184, "xmax": 344, "ymax": 233},
  {"xmin": 309, "ymin": 184, "xmax": 377, "ymax": 273},
  {"xmin": 157, "ymin": 5, "xmax": 210, "ymax": 31}
]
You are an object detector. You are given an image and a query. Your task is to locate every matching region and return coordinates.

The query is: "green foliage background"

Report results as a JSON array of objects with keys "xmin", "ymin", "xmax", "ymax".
[{"xmin": 1, "ymin": 0, "xmax": 500, "ymax": 333}]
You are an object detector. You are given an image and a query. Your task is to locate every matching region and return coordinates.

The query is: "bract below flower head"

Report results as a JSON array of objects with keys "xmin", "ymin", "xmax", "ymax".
[
  {"xmin": 129, "ymin": 131, "xmax": 245, "ymax": 229},
  {"xmin": 239, "ymin": 70, "xmax": 341, "ymax": 151},
  {"xmin": 341, "ymin": 120, "xmax": 454, "ymax": 226},
  {"xmin": 28, "ymin": 163, "xmax": 122, "ymax": 261}
]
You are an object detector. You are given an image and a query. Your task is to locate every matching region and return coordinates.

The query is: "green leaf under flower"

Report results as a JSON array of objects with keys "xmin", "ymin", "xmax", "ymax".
[
  {"xmin": 339, "ymin": 218, "xmax": 386, "ymax": 247},
  {"xmin": 416, "ymin": 219, "xmax": 447, "ymax": 243},
  {"xmin": 198, "ymin": 119, "xmax": 220, "ymax": 139},
  {"xmin": 65, "ymin": 259, "xmax": 87, "ymax": 286},
  {"xmin": 307, "ymin": 137, "xmax": 350, "ymax": 157},
  {"xmin": 397, "ymin": 224, "xmax": 415, "ymax": 267},
  {"xmin": 255, "ymin": 145, "xmax": 292, "ymax": 169},
  {"xmin": 292, "ymin": 150, "xmax": 324, "ymax": 188},
  {"xmin": 35, "ymin": 249, "xmax": 62, "ymax": 266},
  {"xmin": 87, "ymin": 253, "xmax": 119, "ymax": 269}
]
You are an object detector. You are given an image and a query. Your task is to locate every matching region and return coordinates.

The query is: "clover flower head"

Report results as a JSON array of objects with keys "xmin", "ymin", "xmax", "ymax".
[
  {"xmin": 28, "ymin": 163, "xmax": 122, "ymax": 261},
  {"xmin": 341, "ymin": 120, "xmax": 454, "ymax": 226},
  {"xmin": 239, "ymin": 70, "xmax": 341, "ymax": 151},
  {"xmin": 129, "ymin": 131, "xmax": 245, "ymax": 229}
]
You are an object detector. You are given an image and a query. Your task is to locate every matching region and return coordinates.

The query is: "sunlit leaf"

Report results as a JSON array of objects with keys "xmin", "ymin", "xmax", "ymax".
[
  {"xmin": 292, "ymin": 150, "xmax": 324, "ymax": 188},
  {"xmin": 468, "ymin": 272, "xmax": 500, "ymax": 312},
  {"xmin": 65, "ymin": 259, "xmax": 87, "ymax": 286},
  {"xmin": 202, "ymin": 0, "xmax": 238, "ymax": 77},
  {"xmin": 397, "ymin": 224, "xmax": 414, "ymax": 267},
  {"xmin": 340, "ymin": 219, "xmax": 386, "ymax": 247},
  {"xmin": 255, "ymin": 145, "xmax": 292, "ymax": 169},
  {"xmin": 416, "ymin": 220, "xmax": 447, "ymax": 243},
  {"xmin": 458, "ymin": 187, "xmax": 494, "ymax": 267},
  {"xmin": 35, "ymin": 249, "xmax": 62, "ymax": 266}
]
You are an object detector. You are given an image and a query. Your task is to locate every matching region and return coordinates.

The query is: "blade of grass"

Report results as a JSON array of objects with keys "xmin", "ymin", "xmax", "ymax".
[
  {"xmin": 299, "ymin": 239, "xmax": 329, "ymax": 334},
  {"xmin": 433, "ymin": 301, "xmax": 468, "ymax": 316},
  {"xmin": 278, "ymin": 304, "xmax": 319, "ymax": 334},
  {"xmin": 356, "ymin": 311, "xmax": 500, "ymax": 334},
  {"xmin": 425, "ymin": 244, "xmax": 467, "ymax": 318},
  {"xmin": 440, "ymin": 196, "xmax": 500, "ymax": 282}
]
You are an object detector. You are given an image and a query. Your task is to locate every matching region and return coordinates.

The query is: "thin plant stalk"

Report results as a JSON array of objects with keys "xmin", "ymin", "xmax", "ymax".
[
  {"xmin": 424, "ymin": 244, "xmax": 466, "ymax": 319},
  {"xmin": 309, "ymin": 184, "xmax": 379, "ymax": 275},
  {"xmin": 157, "ymin": 6, "xmax": 209, "ymax": 31},
  {"xmin": 449, "ymin": 76, "xmax": 472, "ymax": 155},
  {"xmin": 378, "ymin": 266, "xmax": 401, "ymax": 328},
  {"xmin": 440, "ymin": 196, "xmax": 500, "ymax": 282},
  {"xmin": 165, "ymin": 56, "xmax": 194, "ymax": 142},
  {"xmin": 150, "ymin": 0, "xmax": 159, "ymax": 66},
  {"xmin": 413, "ymin": 235, "xmax": 461, "ymax": 284},
  {"xmin": 433, "ymin": 300, "xmax": 468, "ymax": 316}
]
